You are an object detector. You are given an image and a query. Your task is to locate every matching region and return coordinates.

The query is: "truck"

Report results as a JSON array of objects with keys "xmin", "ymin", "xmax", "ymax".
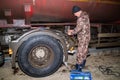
[{"xmin": 0, "ymin": 0, "xmax": 120, "ymax": 77}]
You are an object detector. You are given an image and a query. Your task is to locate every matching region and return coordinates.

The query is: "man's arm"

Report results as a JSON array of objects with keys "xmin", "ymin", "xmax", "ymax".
[
  {"xmin": 67, "ymin": 19, "xmax": 83, "ymax": 36},
  {"xmin": 71, "ymin": 18, "xmax": 83, "ymax": 35}
]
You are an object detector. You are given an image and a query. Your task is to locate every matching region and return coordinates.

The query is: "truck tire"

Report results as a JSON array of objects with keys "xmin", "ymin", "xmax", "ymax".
[{"xmin": 17, "ymin": 35, "xmax": 63, "ymax": 77}]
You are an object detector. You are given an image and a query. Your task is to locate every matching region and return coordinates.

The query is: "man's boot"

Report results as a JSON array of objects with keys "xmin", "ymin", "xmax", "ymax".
[
  {"xmin": 75, "ymin": 64, "xmax": 82, "ymax": 71},
  {"xmin": 81, "ymin": 59, "xmax": 86, "ymax": 68},
  {"xmin": 75, "ymin": 60, "xmax": 86, "ymax": 71}
]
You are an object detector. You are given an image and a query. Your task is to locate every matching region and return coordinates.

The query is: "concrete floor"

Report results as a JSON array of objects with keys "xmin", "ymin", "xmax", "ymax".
[{"xmin": 0, "ymin": 48, "xmax": 120, "ymax": 80}]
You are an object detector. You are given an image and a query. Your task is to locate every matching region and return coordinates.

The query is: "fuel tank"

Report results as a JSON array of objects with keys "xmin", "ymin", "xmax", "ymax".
[{"xmin": 0, "ymin": 0, "xmax": 120, "ymax": 23}]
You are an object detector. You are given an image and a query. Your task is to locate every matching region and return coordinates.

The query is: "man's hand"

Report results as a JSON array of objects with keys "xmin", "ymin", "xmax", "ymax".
[{"xmin": 67, "ymin": 30, "xmax": 74, "ymax": 35}]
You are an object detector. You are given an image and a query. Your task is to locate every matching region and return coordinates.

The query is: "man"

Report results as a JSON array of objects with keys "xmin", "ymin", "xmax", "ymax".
[{"xmin": 68, "ymin": 6, "xmax": 91, "ymax": 71}]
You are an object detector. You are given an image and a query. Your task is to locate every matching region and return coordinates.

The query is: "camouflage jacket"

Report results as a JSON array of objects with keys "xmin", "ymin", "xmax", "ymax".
[{"xmin": 72, "ymin": 11, "xmax": 91, "ymax": 43}]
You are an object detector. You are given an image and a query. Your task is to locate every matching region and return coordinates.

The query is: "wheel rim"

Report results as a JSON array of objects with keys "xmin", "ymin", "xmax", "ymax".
[{"xmin": 28, "ymin": 45, "xmax": 54, "ymax": 69}]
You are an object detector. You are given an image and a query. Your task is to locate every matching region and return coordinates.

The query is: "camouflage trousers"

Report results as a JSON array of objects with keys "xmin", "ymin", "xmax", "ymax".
[{"xmin": 76, "ymin": 40, "xmax": 89, "ymax": 64}]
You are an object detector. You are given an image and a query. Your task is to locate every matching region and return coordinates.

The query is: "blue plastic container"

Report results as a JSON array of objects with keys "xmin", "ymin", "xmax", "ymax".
[{"xmin": 70, "ymin": 70, "xmax": 92, "ymax": 80}]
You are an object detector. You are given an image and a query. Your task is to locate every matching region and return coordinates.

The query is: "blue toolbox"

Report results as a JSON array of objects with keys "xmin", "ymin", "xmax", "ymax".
[{"xmin": 70, "ymin": 70, "xmax": 92, "ymax": 80}]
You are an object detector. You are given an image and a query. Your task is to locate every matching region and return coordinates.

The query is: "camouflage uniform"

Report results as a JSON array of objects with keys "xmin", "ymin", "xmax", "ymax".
[{"xmin": 72, "ymin": 11, "xmax": 91, "ymax": 64}]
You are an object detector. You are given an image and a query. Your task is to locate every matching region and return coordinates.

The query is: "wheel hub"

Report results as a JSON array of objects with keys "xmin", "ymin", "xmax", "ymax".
[
  {"xmin": 35, "ymin": 48, "xmax": 45, "ymax": 58},
  {"xmin": 28, "ymin": 45, "xmax": 54, "ymax": 68}
]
